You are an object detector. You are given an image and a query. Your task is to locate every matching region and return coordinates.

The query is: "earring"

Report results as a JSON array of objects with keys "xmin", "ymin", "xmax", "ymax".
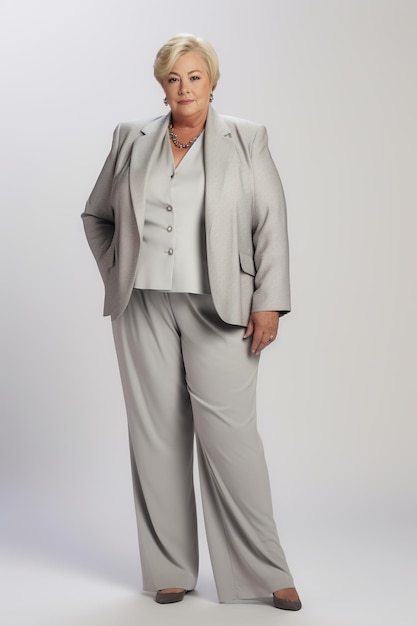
[
  {"xmin": 163, "ymin": 97, "xmax": 168, "ymax": 106},
  {"xmin": 209, "ymin": 92, "xmax": 214, "ymax": 103}
]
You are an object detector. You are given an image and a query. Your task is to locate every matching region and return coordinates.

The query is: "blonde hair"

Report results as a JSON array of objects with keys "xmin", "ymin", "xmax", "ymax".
[{"xmin": 154, "ymin": 33, "xmax": 220, "ymax": 90}]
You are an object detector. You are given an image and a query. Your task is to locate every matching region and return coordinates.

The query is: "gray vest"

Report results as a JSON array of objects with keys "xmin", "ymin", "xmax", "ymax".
[{"xmin": 134, "ymin": 131, "xmax": 210, "ymax": 294}]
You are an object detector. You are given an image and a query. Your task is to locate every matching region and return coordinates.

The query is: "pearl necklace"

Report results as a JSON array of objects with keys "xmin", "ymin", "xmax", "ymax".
[{"xmin": 168, "ymin": 123, "xmax": 203, "ymax": 149}]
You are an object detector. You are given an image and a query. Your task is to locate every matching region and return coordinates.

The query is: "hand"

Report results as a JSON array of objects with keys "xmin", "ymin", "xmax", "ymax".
[{"xmin": 243, "ymin": 311, "xmax": 279, "ymax": 355}]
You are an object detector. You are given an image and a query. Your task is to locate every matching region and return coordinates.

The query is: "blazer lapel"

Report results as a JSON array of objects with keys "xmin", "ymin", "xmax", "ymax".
[
  {"xmin": 129, "ymin": 114, "xmax": 170, "ymax": 237},
  {"xmin": 204, "ymin": 106, "xmax": 236, "ymax": 234}
]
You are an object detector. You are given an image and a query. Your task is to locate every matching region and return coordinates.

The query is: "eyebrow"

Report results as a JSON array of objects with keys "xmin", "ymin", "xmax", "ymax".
[{"xmin": 168, "ymin": 69, "xmax": 203, "ymax": 76}]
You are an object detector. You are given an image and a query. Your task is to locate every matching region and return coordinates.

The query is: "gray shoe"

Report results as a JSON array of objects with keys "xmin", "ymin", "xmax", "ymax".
[
  {"xmin": 155, "ymin": 589, "xmax": 186, "ymax": 604},
  {"xmin": 273, "ymin": 593, "xmax": 302, "ymax": 611}
]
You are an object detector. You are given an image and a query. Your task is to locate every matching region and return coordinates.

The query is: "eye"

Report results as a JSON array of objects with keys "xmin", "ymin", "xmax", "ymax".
[
  {"xmin": 190, "ymin": 75, "xmax": 200, "ymax": 81},
  {"xmin": 168, "ymin": 77, "xmax": 178, "ymax": 83}
]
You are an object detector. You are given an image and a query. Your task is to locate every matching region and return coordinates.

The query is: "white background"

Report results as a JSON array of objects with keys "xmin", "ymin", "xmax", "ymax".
[{"xmin": 1, "ymin": 1, "xmax": 416, "ymax": 625}]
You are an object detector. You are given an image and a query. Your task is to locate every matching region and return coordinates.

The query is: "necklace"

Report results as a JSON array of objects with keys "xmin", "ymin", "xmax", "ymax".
[{"xmin": 168, "ymin": 123, "xmax": 203, "ymax": 149}]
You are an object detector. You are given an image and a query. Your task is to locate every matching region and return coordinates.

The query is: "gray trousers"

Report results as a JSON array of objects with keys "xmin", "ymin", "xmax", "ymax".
[{"xmin": 112, "ymin": 290, "xmax": 294, "ymax": 602}]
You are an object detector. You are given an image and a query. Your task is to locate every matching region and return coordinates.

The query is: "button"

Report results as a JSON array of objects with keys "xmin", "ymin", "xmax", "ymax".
[
  {"xmin": 167, "ymin": 225, "xmax": 173, "ymax": 232},
  {"xmin": 166, "ymin": 205, "xmax": 173, "ymax": 212},
  {"xmin": 168, "ymin": 248, "xmax": 174, "ymax": 255}
]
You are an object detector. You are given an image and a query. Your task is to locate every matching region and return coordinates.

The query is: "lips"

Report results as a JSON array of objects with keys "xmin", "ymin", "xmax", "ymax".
[{"xmin": 178, "ymin": 99, "xmax": 194, "ymax": 104}]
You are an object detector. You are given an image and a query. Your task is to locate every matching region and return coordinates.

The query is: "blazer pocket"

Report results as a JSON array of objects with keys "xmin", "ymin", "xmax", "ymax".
[
  {"xmin": 239, "ymin": 251, "xmax": 256, "ymax": 276},
  {"xmin": 103, "ymin": 240, "xmax": 116, "ymax": 269}
]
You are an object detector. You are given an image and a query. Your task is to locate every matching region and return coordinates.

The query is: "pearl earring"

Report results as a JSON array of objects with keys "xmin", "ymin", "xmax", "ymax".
[
  {"xmin": 209, "ymin": 92, "xmax": 214, "ymax": 103},
  {"xmin": 163, "ymin": 97, "xmax": 168, "ymax": 106}
]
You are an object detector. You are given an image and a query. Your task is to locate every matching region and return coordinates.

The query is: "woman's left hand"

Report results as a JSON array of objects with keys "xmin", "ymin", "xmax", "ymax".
[{"xmin": 243, "ymin": 311, "xmax": 279, "ymax": 355}]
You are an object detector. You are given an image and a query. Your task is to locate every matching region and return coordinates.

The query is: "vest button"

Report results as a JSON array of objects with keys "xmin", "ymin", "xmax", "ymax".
[
  {"xmin": 167, "ymin": 225, "xmax": 173, "ymax": 232},
  {"xmin": 166, "ymin": 205, "xmax": 173, "ymax": 212},
  {"xmin": 168, "ymin": 248, "xmax": 174, "ymax": 255}
]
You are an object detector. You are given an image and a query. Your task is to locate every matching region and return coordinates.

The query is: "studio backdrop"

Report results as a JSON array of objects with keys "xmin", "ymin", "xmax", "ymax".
[{"xmin": 0, "ymin": 1, "xmax": 416, "ymax": 623}]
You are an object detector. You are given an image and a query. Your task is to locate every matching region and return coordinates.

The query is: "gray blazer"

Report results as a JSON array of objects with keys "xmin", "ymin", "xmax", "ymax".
[{"xmin": 82, "ymin": 106, "xmax": 291, "ymax": 325}]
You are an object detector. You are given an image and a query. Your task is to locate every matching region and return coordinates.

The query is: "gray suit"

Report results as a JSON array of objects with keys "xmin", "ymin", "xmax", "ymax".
[
  {"xmin": 82, "ymin": 107, "xmax": 295, "ymax": 601},
  {"xmin": 82, "ymin": 106, "xmax": 290, "ymax": 324}
]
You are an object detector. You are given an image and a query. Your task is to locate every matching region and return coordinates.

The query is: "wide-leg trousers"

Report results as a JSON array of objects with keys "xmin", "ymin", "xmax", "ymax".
[{"xmin": 112, "ymin": 289, "xmax": 294, "ymax": 602}]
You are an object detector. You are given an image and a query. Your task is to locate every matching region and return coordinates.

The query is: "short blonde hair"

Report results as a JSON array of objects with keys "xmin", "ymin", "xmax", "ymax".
[{"xmin": 154, "ymin": 33, "xmax": 220, "ymax": 90}]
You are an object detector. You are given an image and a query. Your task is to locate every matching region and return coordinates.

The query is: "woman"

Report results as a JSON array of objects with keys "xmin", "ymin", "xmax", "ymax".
[{"xmin": 82, "ymin": 33, "xmax": 301, "ymax": 610}]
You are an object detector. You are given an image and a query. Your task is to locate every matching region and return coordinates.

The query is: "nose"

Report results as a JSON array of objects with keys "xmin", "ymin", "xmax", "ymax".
[{"xmin": 178, "ymin": 81, "xmax": 189, "ymax": 95}]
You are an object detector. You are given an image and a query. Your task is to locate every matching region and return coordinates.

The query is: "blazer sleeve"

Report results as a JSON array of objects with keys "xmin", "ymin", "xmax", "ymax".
[
  {"xmin": 250, "ymin": 125, "xmax": 291, "ymax": 315},
  {"xmin": 81, "ymin": 124, "xmax": 120, "ymax": 282}
]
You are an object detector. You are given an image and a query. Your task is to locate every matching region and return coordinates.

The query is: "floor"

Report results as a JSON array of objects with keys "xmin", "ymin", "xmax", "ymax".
[{"xmin": 2, "ymin": 510, "xmax": 415, "ymax": 626}]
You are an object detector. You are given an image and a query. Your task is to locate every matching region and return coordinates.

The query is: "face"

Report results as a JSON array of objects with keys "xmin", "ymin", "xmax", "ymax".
[{"xmin": 162, "ymin": 51, "xmax": 212, "ymax": 123}]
